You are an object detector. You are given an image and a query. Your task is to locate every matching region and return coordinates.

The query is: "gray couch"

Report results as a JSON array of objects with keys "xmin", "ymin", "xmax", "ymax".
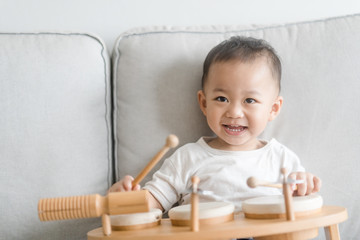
[{"xmin": 1, "ymin": 13, "xmax": 360, "ymax": 239}]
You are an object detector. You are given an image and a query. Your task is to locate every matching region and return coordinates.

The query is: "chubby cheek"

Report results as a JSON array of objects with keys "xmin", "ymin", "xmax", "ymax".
[
  {"xmin": 205, "ymin": 109, "xmax": 222, "ymax": 131},
  {"xmin": 248, "ymin": 111, "xmax": 270, "ymax": 132}
]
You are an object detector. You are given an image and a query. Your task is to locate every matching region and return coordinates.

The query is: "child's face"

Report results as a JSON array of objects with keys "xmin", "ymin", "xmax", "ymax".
[{"xmin": 198, "ymin": 58, "xmax": 283, "ymax": 151}]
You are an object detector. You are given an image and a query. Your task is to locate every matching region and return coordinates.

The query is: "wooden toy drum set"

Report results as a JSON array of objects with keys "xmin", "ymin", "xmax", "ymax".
[{"xmin": 38, "ymin": 135, "xmax": 348, "ymax": 240}]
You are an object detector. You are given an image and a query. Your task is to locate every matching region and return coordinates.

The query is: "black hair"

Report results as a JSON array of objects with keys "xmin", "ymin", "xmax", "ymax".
[{"xmin": 201, "ymin": 36, "xmax": 281, "ymax": 92}]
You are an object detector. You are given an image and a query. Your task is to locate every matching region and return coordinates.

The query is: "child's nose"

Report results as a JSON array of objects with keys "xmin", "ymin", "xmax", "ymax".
[{"xmin": 226, "ymin": 103, "xmax": 245, "ymax": 118}]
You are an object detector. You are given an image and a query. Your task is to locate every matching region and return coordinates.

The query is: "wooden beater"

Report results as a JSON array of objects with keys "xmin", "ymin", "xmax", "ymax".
[{"xmin": 132, "ymin": 134, "xmax": 179, "ymax": 187}]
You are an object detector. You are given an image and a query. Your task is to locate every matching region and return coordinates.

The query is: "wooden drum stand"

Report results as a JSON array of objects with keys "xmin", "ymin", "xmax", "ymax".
[
  {"xmin": 87, "ymin": 205, "xmax": 347, "ymax": 240},
  {"xmin": 87, "ymin": 168, "xmax": 347, "ymax": 240}
]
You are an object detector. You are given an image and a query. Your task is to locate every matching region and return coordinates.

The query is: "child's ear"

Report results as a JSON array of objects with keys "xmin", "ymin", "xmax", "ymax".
[
  {"xmin": 268, "ymin": 96, "xmax": 283, "ymax": 121},
  {"xmin": 197, "ymin": 90, "xmax": 207, "ymax": 116}
]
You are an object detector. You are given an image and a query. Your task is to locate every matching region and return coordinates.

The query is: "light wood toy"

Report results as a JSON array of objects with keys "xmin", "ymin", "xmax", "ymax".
[
  {"xmin": 169, "ymin": 176, "xmax": 234, "ymax": 231},
  {"xmin": 245, "ymin": 168, "xmax": 318, "ymax": 219},
  {"xmin": 246, "ymin": 168, "xmax": 298, "ymax": 221},
  {"xmin": 87, "ymin": 167, "xmax": 347, "ymax": 240},
  {"xmin": 39, "ymin": 134, "xmax": 179, "ymax": 237},
  {"xmin": 242, "ymin": 168, "xmax": 329, "ymax": 239}
]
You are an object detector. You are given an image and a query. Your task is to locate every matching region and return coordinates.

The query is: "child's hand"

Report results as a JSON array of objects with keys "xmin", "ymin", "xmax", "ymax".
[
  {"xmin": 108, "ymin": 175, "xmax": 141, "ymax": 193},
  {"xmin": 108, "ymin": 175, "xmax": 164, "ymax": 211},
  {"xmin": 288, "ymin": 172, "xmax": 322, "ymax": 196}
]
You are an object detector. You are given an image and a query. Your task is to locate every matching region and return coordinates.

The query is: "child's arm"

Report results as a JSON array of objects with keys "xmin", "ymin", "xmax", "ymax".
[
  {"xmin": 288, "ymin": 172, "xmax": 322, "ymax": 196},
  {"xmin": 108, "ymin": 175, "xmax": 164, "ymax": 211}
]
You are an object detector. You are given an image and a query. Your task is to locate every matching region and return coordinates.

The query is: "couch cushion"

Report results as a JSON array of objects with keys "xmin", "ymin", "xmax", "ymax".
[
  {"xmin": 0, "ymin": 33, "xmax": 112, "ymax": 239},
  {"xmin": 113, "ymin": 14, "xmax": 360, "ymax": 239}
]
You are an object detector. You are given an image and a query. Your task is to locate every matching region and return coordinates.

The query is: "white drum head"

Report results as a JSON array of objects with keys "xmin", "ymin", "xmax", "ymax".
[
  {"xmin": 242, "ymin": 194, "xmax": 323, "ymax": 219},
  {"xmin": 169, "ymin": 201, "xmax": 234, "ymax": 226}
]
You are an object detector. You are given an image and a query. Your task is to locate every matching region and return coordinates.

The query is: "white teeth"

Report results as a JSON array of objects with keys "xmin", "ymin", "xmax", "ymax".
[
  {"xmin": 227, "ymin": 128, "xmax": 242, "ymax": 132},
  {"xmin": 225, "ymin": 125, "xmax": 245, "ymax": 132}
]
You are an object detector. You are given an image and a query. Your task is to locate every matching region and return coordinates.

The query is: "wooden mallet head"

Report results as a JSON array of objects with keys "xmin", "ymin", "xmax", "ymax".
[
  {"xmin": 247, "ymin": 176, "xmax": 282, "ymax": 189},
  {"xmin": 166, "ymin": 134, "xmax": 179, "ymax": 148}
]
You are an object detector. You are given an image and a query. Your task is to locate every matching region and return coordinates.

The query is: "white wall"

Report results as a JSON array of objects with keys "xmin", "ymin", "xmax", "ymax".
[{"xmin": 1, "ymin": 0, "xmax": 360, "ymax": 52}]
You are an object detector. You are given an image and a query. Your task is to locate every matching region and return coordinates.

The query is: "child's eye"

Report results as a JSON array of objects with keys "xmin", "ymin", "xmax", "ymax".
[
  {"xmin": 245, "ymin": 98, "xmax": 256, "ymax": 104},
  {"xmin": 215, "ymin": 96, "xmax": 228, "ymax": 102}
]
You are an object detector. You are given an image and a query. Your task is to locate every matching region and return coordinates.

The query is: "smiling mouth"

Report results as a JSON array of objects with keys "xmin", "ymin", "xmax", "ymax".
[{"xmin": 223, "ymin": 125, "xmax": 247, "ymax": 132}]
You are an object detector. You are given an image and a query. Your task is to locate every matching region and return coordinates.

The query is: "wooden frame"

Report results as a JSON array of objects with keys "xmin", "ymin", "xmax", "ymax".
[{"xmin": 87, "ymin": 205, "xmax": 347, "ymax": 240}]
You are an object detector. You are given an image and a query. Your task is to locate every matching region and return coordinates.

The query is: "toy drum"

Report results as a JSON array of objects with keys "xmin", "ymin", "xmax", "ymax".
[
  {"xmin": 169, "ymin": 201, "xmax": 234, "ymax": 226},
  {"xmin": 242, "ymin": 194, "xmax": 323, "ymax": 219},
  {"xmin": 110, "ymin": 208, "xmax": 162, "ymax": 231}
]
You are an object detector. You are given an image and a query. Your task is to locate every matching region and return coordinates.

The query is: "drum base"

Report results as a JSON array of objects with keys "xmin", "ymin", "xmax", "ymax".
[
  {"xmin": 88, "ymin": 206, "xmax": 347, "ymax": 240},
  {"xmin": 171, "ymin": 212, "xmax": 234, "ymax": 226},
  {"xmin": 245, "ymin": 208, "xmax": 322, "ymax": 219},
  {"xmin": 112, "ymin": 220, "xmax": 161, "ymax": 231},
  {"xmin": 243, "ymin": 195, "xmax": 323, "ymax": 220},
  {"xmin": 254, "ymin": 228, "xmax": 318, "ymax": 240}
]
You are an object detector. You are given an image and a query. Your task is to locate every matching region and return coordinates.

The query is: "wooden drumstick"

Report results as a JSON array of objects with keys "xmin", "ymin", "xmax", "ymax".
[
  {"xmin": 132, "ymin": 134, "xmax": 179, "ymax": 187},
  {"xmin": 191, "ymin": 176, "xmax": 200, "ymax": 232},
  {"xmin": 247, "ymin": 176, "xmax": 299, "ymax": 190}
]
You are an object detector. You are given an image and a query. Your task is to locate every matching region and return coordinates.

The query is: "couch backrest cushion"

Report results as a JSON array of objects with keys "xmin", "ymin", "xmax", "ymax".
[
  {"xmin": 0, "ymin": 33, "xmax": 112, "ymax": 240},
  {"xmin": 112, "ymin": 14, "xmax": 360, "ymax": 239}
]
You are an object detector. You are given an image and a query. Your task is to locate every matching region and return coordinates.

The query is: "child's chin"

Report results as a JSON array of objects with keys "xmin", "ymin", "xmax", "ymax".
[
  {"xmin": 222, "ymin": 141, "xmax": 247, "ymax": 150},
  {"xmin": 222, "ymin": 138, "xmax": 258, "ymax": 151}
]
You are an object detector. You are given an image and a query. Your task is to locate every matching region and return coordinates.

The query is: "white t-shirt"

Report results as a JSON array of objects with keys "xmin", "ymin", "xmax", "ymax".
[{"xmin": 144, "ymin": 137, "xmax": 305, "ymax": 212}]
